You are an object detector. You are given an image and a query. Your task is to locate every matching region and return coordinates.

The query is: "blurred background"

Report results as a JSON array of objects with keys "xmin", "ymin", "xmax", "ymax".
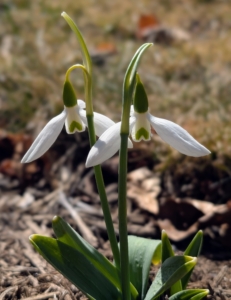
[{"xmin": 1, "ymin": 0, "xmax": 231, "ymax": 298}]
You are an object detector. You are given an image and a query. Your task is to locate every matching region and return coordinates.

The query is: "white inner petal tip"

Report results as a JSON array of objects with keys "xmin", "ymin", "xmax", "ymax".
[
  {"xmin": 65, "ymin": 106, "xmax": 86, "ymax": 134},
  {"xmin": 131, "ymin": 112, "xmax": 151, "ymax": 142}
]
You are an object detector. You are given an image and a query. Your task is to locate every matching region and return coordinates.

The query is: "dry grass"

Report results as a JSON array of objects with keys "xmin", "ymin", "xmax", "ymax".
[{"xmin": 0, "ymin": 0, "xmax": 231, "ymax": 155}]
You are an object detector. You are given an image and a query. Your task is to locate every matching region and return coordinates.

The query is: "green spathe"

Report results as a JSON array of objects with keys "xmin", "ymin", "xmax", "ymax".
[
  {"xmin": 134, "ymin": 74, "xmax": 149, "ymax": 113},
  {"xmin": 63, "ymin": 80, "xmax": 77, "ymax": 107},
  {"xmin": 135, "ymin": 127, "xmax": 149, "ymax": 140},
  {"xmin": 69, "ymin": 121, "xmax": 83, "ymax": 132}
]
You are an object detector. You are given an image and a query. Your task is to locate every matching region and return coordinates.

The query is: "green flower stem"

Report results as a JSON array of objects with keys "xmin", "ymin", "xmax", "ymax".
[
  {"xmin": 65, "ymin": 64, "xmax": 88, "ymax": 81},
  {"xmin": 87, "ymin": 115, "xmax": 121, "ymax": 270},
  {"xmin": 61, "ymin": 12, "xmax": 92, "ymax": 77},
  {"xmin": 118, "ymin": 73, "xmax": 131, "ymax": 300},
  {"xmin": 118, "ymin": 134, "xmax": 130, "ymax": 300},
  {"xmin": 85, "ymin": 72, "xmax": 121, "ymax": 271},
  {"xmin": 83, "ymin": 67, "xmax": 120, "ymax": 270},
  {"xmin": 118, "ymin": 43, "xmax": 152, "ymax": 300},
  {"xmin": 62, "ymin": 13, "xmax": 120, "ymax": 269},
  {"xmin": 62, "ymin": 12, "xmax": 93, "ymax": 116}
]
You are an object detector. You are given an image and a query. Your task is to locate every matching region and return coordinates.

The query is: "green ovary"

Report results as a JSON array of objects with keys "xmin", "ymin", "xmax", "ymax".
[
  {"xmin": 135, "ymin": 127, "xmax": 149, "ymax": 141},
  {"xmin": 69, "ymin": 121, "xmax": 83, "ymax": 133}
]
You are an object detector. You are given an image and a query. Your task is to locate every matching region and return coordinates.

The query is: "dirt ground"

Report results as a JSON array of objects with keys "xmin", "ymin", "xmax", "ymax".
[{"xmin": 1, "ymin": 132, "xmax": 231, "ymax": 300}]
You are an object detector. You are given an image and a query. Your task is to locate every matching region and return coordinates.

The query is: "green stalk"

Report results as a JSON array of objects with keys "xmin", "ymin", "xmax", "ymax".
[
  {"xmin": 118, "ymin": 134, "xmax": 130, "ymax": 300},
  {"xmin": 87, "ymin": 114, "xmax": 121, "ymax": 269},
  {"xmin": 62, "ymin": 12, "xmax": 120, "ymax": 269},
  {"xmin": 84, "ymin": 58, "xmax": 121, "ymax": 271},
  {"xmin": 61, "ymin": 12, "xmax": 92, "ymax": 77},
  {"xmin": 118, "ymin": 43, "xmax": 153, "ymax": 300},
  {"xmin": 118, "ymin": 60, "xmax": 132, "ymax": 300}
]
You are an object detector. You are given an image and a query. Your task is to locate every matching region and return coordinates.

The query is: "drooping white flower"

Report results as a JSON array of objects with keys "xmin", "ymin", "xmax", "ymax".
[
  {"xmin": 85, "ymin": 109, "xmax": 210, "ymax": 168},
  {"xmin": 21, "ymin": 99, "xmax": 115, "ymax": 163},
  {"xmin": 86, "ymin": 74, "xmax": 210, "ymax": 168}
]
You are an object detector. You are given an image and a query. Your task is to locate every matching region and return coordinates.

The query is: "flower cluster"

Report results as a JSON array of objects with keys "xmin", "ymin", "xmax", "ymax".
[{"xmin": 22, "ymin": 75, "xmax": 210, "ymax": 165}]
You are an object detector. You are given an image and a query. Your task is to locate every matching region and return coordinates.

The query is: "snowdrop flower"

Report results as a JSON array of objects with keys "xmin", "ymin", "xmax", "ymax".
[
  {"xmin": 21, "ymin": 80, "xmax": 114, "ymax": 163},
  {"xmin": 86, "ymin": 74, "xmax": 210, "ymax": 167}
]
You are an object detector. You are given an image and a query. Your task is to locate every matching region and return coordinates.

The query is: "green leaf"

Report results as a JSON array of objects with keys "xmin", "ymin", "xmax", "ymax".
[
  {"xmin": 144, "ymin": 256, "xmax": 197, "ymax": 300},
  {"xmin": 184, "ymin": 231, "xmax": 203, "ymax": 256},
  {"xmin": 190, "ymin": 291, "xmax": 209, "ymax": 300},
  {"xmin": 181, "ymin": 231, "xmax": 203, "ymax": 289},
  {"xmin": 168, "ymin": 289, "xmax": 209, "ymax": 300},
  {"xmin": 161, "ymin": 230, "xmax": 175, "ymax": 262},
  {"xmin": 30, "ymin": 235, "xmax": 121, "ymax": 300},
  {"xmin": 127, "ymin": 236, "xmax": 161, "ymax": 300},
  {"xmin": 152, "ymin": 242, "xmax": 162, "ymax": 265},
  {"xmin": 161, "ymin": 230, "xmax": 182, "ymax": 295},
  {"xmin": 52, "ymin": 216, "xmax": 121, "ymax": 290}
]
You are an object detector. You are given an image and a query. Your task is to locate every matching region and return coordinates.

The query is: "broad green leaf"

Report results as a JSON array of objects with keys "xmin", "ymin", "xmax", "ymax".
[
  {"xmin": 161, "ymin": 230, "xmax": 182, "ymax": 295},
  {"xmin": 144, "ymin": 256, "xmax": 197, "ymax": 300},
  {"xmin": 52, "ymin": 217, "xmax": 138, "ymax": 300},
  {"xmin": 128, "ymin": 236, "xmax": 161, "ymax": 300},
  {"xmin": 181, "ymin": 231, "xmax": 203, "ymax": 289},
  {"xmin": 30, "ymin": 235, "xmax": 121, "ymax": 300},
  {"xmin": 52, "ymin": 216, "xmax": 121, "ymax": 290},
  {"xmin": 169, "ymin": 289, "xmax": 209, "ymax": 300}
]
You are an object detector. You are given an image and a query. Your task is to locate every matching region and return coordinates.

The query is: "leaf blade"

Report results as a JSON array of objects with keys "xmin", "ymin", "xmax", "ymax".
[
  {"xmin": 144, "ymin": 256, "xmax": 197, "ymax": 300},
  {"xmin": 161, "ymin": 230, "xmax": 182, "ymax": 295},
  {"xmin": 52, "ymin": 216, "xmax": 121, "ymax": 290},
  {"xmin": 30, "ymin": 235, "xmax": 121, "ymax": 300},
  {"xmin": 168, "ymin": 289, "xmax": 209, "ymax": 300},
  {"xmin": 128, "ymin": 235, "xmax": 161, "ymax": 299},
  {"xmin": 181, "ymin": 231, "xmax": 203, "ymax": 289}
]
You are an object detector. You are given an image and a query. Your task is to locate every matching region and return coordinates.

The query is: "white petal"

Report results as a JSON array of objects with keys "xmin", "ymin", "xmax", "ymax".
[
  {"xmin": 147, "ymin": 113, "xmax": 210, "ymax": 157},
  {"xmin": 79, "ymin": 109, "xmax": 115, "ymax": 137},
  {"xmin": 77, "ymin": 99, "xmax": 86, "ymax": 109},
  {"xmin": 94, "ymin": 112, "xmax": 115, "ymax": 136},
  {"xmin": 128, "ymin": 116, "xmax": 136, "ymax": 148},
  {"xmin": 21, "ymin": 110, "xmax": 66, "ymax": 163},
  {"xmin": 86, "ymin": 122, "xmax": 121, "ymax": 167}
]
